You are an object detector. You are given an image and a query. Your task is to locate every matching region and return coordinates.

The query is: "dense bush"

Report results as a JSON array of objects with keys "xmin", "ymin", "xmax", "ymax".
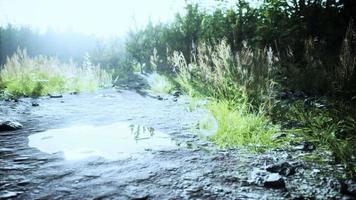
[
  {"xmin": 134, "ymin": 0, "xmax": 356, "ymax": 178},
  {"xmin": 125, "ymin": 0, "xmax": 356, "ymax": 99}
]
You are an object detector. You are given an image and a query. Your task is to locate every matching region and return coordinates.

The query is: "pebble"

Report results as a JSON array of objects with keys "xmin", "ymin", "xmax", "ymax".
[
  {"xmin": 0, "ymin": 120, "xmax": 23, "ymax": 131},
  {"xmin": 264, "ymin": 174, "xmax": 286, "ymax": 189}
]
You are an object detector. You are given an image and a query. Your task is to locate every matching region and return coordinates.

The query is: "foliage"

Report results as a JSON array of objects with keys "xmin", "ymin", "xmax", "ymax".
[
  {"xmin": 147, "ymin": 72, "xmax": 175, "ymax": 95},
  {"xmin": 171, "ymin": 39, "xmax": 277, "ymax": 109},
  {"xmin": 89, "ymin": 37, "xmax": 134, "ymax": 81},
  {"xmin": 123, "ymin": 0, "xmax": 356, "ymax": 178},
  {"xmin": 283, "ymin": 101, "xmax": 356, "ymax": 178},
  {"xmin": 0, "ymin": 49, "xmax": 112, "ymax": 97},
  {"xmin": 208, "ymin": 100, "xmax": 280, "ymax": 152},
  {"xmin": 169, "ymin": 39, "xmax": 281, "ymax": 150},
  {"xmin": 125, "ymin": 0, "xmax": 356, "ymax": 99}
]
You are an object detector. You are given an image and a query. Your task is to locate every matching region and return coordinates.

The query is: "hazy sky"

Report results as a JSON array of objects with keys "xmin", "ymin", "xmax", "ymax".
[
  {"xmin": 0, "ymin": 0, "xmax": 261, "ymax": 37},
  {"xmin": 0, "ymin": 0, "xmax": 186, "ymax": 37}
]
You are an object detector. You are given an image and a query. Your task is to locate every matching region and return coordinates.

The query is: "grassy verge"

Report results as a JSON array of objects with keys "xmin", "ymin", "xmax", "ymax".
[
  {"xmin": 168, "ymin": 39, "xmax": 355, "ymax": 178},
  {"xmin": 168, "ymin": 40, "xmax": 284, "ymax": 151},
  {"xmin": 277, "ymin": 100, "xmax": 356, "ymax": 178},
  {"xmin": 208, "ymin": 100, "xmax": 280, "ymax": 152},
  {"xmin": 0, "ymin": 50, "xmax": 112, "ymax": 98}
]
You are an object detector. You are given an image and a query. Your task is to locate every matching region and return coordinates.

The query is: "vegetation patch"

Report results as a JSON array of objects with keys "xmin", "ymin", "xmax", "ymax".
[
  {"xmin": 169, "ymin": 40, "xmax": 283, "ymax": 151},
  {"xmin": 147, "ymin": 72, "xmax": 175, "ymax": 95},
  {"xmin": 0, "ymin": 50, "xmax": 112, "ymax": 98},
  {"xmin": 279, "ymin": 101, "xmax": 356, "ymax": 178},
  {"xmin": 208, "ymin": 100, "xmax": 280, "ymax": 152}
]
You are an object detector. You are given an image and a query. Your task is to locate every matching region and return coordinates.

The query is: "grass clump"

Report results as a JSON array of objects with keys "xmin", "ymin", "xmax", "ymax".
[
  {"xmin": 208, "ymin": 100, "xmax": 280, "ymax": 152},
  {"xmin": 170, "ymin": 39, "xmax": 280, "ymax": 150},
  {"xmin": 0, "ymin": 49, "xmax": 112, "ymax": 97},
  {"xmin": 147, "ymin": 72, "xmax": 175, "ymax": 94}
]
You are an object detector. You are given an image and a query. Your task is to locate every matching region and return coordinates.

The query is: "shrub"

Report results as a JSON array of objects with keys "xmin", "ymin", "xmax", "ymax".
[
  {"xmin": 0, "ymin": 49, "xmax": 112, "ymax": 97},
  {"xmin": 170, "ymin": 39, "xmax": 278, "ymax": 110}
]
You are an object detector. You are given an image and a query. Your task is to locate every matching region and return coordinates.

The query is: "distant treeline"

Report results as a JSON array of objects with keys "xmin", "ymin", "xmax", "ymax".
[
  {"xmin": 0, "ymin": 25, "xmax": 99, "ymax": 65},
  {"xmin": 125, "ymin": 0, "xmax": 356, "ymax": 98}
]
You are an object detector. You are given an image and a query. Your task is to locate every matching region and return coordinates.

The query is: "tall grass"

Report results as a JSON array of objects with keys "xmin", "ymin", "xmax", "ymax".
[
  {"xmin": 0, "ymin": 49, "xmax": 112, "ymax": 97},
  {"xmin": 171, "ymin": 40, "xmax": 278, "ymax": 109},
  {"xmin": 170, "ymin": 40, "xmax": 281, "ymax": 150}
]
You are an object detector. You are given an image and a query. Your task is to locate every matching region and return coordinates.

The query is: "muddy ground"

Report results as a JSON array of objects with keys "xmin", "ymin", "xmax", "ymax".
[{"xmin": 0, "ymin": 87, "xmax": 355, "ymax": 200}]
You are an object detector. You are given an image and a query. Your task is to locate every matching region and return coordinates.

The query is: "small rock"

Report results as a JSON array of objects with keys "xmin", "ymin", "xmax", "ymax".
[
  {"xmin": 32, "ymin": 102, "xmax": 39, "ymax": 107},
  {"xmin": 264, "ymin": 174, "xmax": 286, "ymax": 189},
  {"xmin": 271, "ymin": 133, "xmax": 287, "ymax": 141},
  {"xmin": 294, "ymin": 91, "xmax": 306, "ymax": 99},
  {"xmin": 17, "ymin": 180, "xmax": 31, "ymax": 186},
  {"xmin": 340, "ymin": 180, "xmax": 356, "ymax": 196},
  {"xmin": 266, "ymin": 162, "xmax": 296, "ymax": 176},
  {"xmin": 157, "ymin": 96, "xmax": 163, "ymax": 101},
  {"xmin": 130, "ymin": 195, "xmax": 149, "ymax": 200},
  {"xmin": 0, "ymin": 120, "xmax": 23, "ymax": 131},
  {"xmin": 70, "ymin": 91, "xmax": 78, "ymax": 95},
  {"xmin": 172, "ymin": 91, "xmax": 182, "ymax": 98},
  {"xmin": 248, "ymin": 168, "xmax": 269, "ymax": 185},
  {"xmin": 249, "ymin": 168, "xmax": 286, "ymax": 189},
  {"xmin": 185, "ymin": 185, "xmax": 204, "ymax": 193},
  {"xmin": 280, "ymin": 91, "xmax": 293, "ymax": 100},
  {"xmin": 293, "ymin": 141, "xmax": 315, "ymax": 152},
  {"xmin": 0, "ymin": 191, "xmax": 19, "ymax": 198},
  {"xmin": 49, "ymin": 94, "xmax": 63, "ymax": 98}
]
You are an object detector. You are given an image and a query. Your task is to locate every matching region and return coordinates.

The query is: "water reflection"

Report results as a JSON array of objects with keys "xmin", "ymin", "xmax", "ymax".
[{"xmin": 28, "ymin": 122, "xmax": 176, "ymax": 161}]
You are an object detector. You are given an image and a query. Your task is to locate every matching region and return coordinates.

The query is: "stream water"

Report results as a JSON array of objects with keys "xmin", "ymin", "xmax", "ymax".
[{"xmin": 0, "ymin": 88, "xmax": 354, "ymax": 199}]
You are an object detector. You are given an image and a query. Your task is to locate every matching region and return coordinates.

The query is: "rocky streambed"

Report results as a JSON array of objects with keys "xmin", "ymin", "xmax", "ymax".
[{"xmin": 0, "ymin": 88, "xmax": 355, "ymax": 199}]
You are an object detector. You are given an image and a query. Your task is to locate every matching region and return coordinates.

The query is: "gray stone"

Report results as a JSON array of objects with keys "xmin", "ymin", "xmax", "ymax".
[
  {"xmin": 157, "ymin": 96, "xmax": 163, "ymax": 100},
  {"xmin": 293, "ymin": 141, "xmax": 315, "ymax": 152},
  {"xmin": 49, "ymin": 94, "xmax": 63, "ymax": 98},
  {"xmin": 130, "ymin": 194, "xmax": 149, "ymax": 200},
  {"xmin": 271, "ymin": 133, "xmax": 287, "ymax": 140},
  {"xmin": 266, "ymin": 162, "xmax": 296, "ymax": 176},
  {"xmin": 340, "ymin": 180, "xmax": 356, "ymax": 196},
  {"xmin": 0, "ymin": 120, "xmax": 23, "ymax": 131},
  {"xmin": 172, "ymin": 90, "xmax": 182, "ymax": 98},
  {"xmin": 0, "ymin": 191, "xmax": 19, "ymax": 198},
  {"xmin": 264, "ymin": 174, "xmax": 286, "ymax": 189}
]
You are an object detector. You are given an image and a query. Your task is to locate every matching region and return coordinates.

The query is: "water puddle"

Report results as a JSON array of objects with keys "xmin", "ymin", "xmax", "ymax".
[{"xmin": 28, "ymin": 122, "xmax": 177, "ymax": 161}]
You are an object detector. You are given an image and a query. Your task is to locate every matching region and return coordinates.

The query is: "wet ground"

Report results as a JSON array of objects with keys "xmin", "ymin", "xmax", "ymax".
[{"xmin": 0, "ymin": 88, "xmax": 355, "ymax": 199}]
